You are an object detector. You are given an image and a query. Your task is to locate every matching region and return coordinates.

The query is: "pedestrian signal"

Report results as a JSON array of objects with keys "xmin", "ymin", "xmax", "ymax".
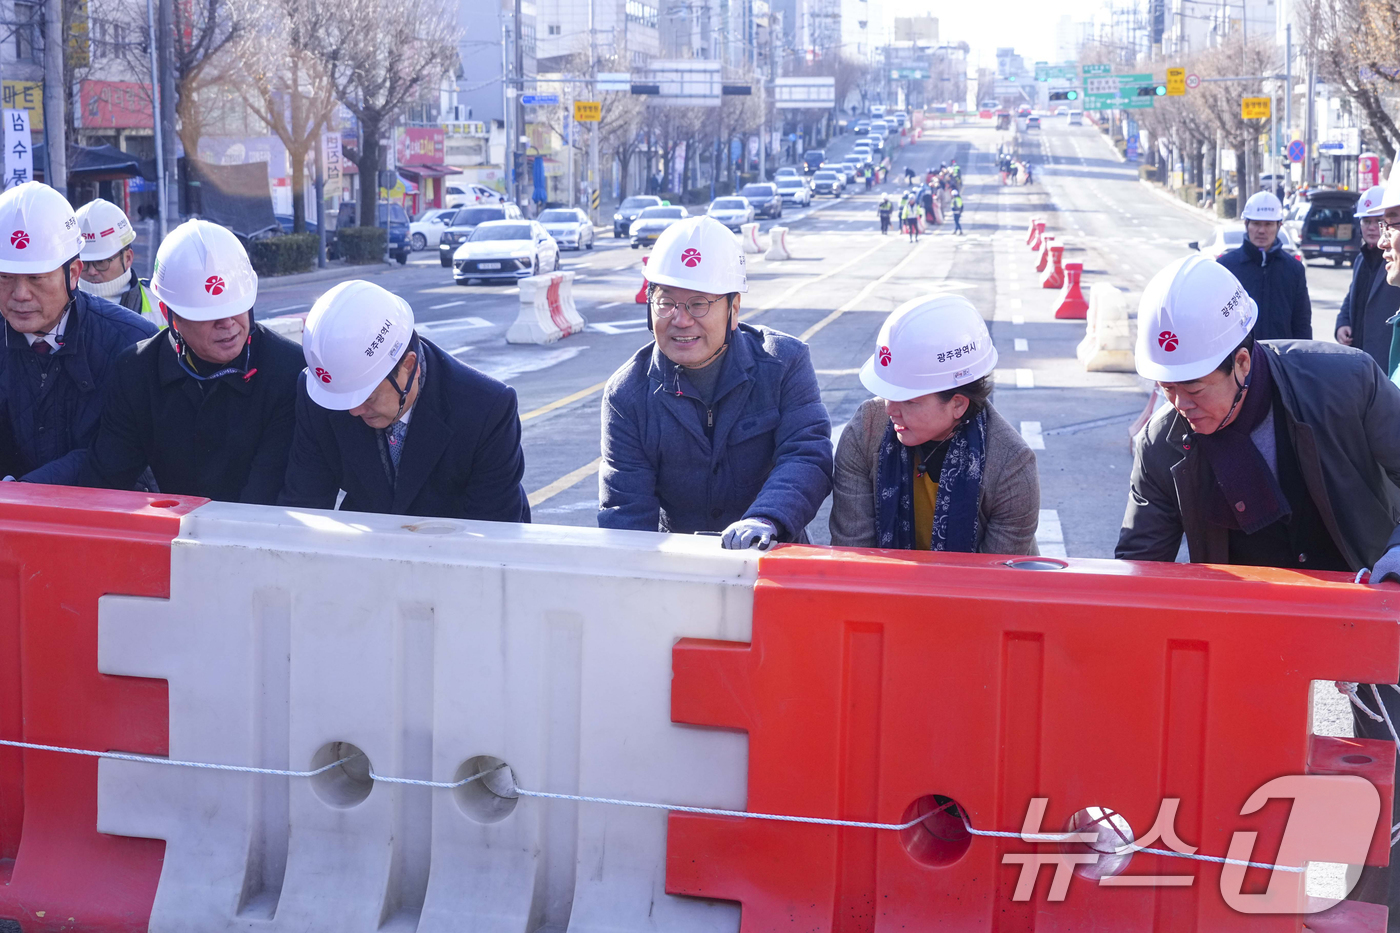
[{"xmin": 1049, "ymin": 90, "xmax": 1080, "ymax": 102}]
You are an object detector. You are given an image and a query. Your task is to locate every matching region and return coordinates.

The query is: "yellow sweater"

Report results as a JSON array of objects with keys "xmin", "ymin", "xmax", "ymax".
[{"xmin": 912, "ymin": 472, "xmax": 939, "ymax": 550}]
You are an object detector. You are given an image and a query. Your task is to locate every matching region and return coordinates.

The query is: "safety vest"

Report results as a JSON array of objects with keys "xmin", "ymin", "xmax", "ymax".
[{"xmin": 952, "ymin": 196, "xmax": 963, "ymax": 211}]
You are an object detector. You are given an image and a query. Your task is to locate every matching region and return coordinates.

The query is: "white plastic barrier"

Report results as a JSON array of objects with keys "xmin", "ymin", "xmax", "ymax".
[
  {"xmin": 763, "ymin": 226, "xmax": 792, "ymax": 261},
  {"xmin": 262, "ymin": 315, "xmax": 304, "ymax": 344},
  {"xmin": 740, "ymin": 222, "xmax": 763, "ymax": 255},
  {"xmin": 1075, "ymin": 283, "xmax": 1135, "ymax": 372},
  {"xmin": 97, "ymin": 507, "xmax": 754, "ymax": 933},
  {"xmin": 506, "ymin": 271, "xmax": 587, "ymax": 345}
]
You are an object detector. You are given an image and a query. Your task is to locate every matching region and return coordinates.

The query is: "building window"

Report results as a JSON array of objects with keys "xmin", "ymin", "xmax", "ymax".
[
  {"xmin": 547, "ymin": 24, "xmax": 560, "ymax": 35},
  {"xmin": 15, "ymin": 1, "xmax": 37, "ymax": 62},
  {"xmin": 626, "ymin": 0, "xmax": 658, "ymax": 28}
]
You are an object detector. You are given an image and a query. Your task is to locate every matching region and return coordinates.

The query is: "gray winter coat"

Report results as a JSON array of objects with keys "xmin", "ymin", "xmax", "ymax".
[{"xmin": 1116, "ymin": 340, "xmax": 1400, "ymax": 568}]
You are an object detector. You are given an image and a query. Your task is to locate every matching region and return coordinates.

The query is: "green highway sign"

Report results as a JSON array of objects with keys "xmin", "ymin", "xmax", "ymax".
[
  {"xmin": 1081, "ymin": 64, "xmax": 1112, "ymax": 76},
  {"xmin": 1083, "ymin": 72, "xmax": 1155, "ymax": 107},
  {"xmin": 1083, "ymin": 95, "xmax": 1156, "ymax": 111},
  {"xmin": 1035, "ymin": 64, "xmax": 1078, "ymax": 82}
]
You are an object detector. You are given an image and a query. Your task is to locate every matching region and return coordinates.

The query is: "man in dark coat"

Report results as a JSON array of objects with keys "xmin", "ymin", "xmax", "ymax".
[
  {"xmin": 1336, "ymin": 185, "xmax": 1400, "ymax": 373},
  {"xmin": 1216, "ymin": 190, "xmax": 1312, "ymax": 340},
  {"xmin": 279, "ymin": 279, "xmax": 529, "ymax": 522}
]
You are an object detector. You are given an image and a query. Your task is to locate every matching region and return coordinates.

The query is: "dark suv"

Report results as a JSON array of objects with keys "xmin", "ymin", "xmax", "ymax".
[
  {"xmin": 613, "ymin": 195, "xmax": 664, "ymax": 238},
  {"xmin": 802, "ymin": 149, "xmax": 826, "ymax": 174},
  {"xmin": 330, "ymin": 201, "xmax": 410, "ymax": 264},
  {"xmin": 739, "ymin": 183, "xmax": 783, "ymax": 219},
  {"xmin": 437, "ymin": 203, "xmax": 524, "ymax": 266},
  {"xmin": 1297, "ymin": 189, "xmax": 1361, "ymax": 265}
]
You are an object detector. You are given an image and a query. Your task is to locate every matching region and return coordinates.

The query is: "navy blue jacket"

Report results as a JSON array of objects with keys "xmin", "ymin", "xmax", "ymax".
[
  {"xmin": 278, "ymin": 336, "xmax": 530, "ymax": 522},
  {"xmin": 6, "ymin": 292, "xmax": 158, "ymax": 484},
  {"xmin": 1217, "ymin": 238, "xmax": 1312, "ymax": 340},
  {"xmin": 1335, "ymin": 243, "xmax": 1400, "ymax": 371},
  {"xmin": 598, "ymin": 322, "xmax": 833, "ymax": 539}
]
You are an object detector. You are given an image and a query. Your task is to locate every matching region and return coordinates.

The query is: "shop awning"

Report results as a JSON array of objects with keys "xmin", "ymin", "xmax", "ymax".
[
  {"xmin": 396, "ymin": 163, "xmax": 462, "ymax": 179},
  {"xmin": 33, "ymin": 143, "xmax": 144, "ymax": 181}
]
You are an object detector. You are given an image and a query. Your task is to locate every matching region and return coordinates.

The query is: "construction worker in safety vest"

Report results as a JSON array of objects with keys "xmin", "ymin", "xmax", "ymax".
[
  {"xmin": 1215, "ymin": 191, "xmax": 1312, "ymax": 340},
  {"xmin": 598, "ymin": 215, "xmax": 832, "ymax": 549},
  {"xmin": 1335, "ymin": 185, "xmax": 1400, "ymax": 374},
  {"xmin": 828, "ymin": 294, "xmax": 1040, "ymax": 553},
  {"xmin": 77, "ymin": 220, "xmax": 303, "ymax": 503},
  {"xmin": 279, "ymin": 279, "xmax": 529, "ymax": 521},
  {"xmin": 951, "ymin": 190, "xmax": 964, "ymax": 236},
  {"xmin": 75, "ymin": 198, "xmax": 158, "ymax": 326},
  {"xmin": 0, "ymin": 182, "xmax": 157, "ymax": 484},
  {"xmin": 877, "ymin": 194, "xmax": 894, "ymax": 235}
]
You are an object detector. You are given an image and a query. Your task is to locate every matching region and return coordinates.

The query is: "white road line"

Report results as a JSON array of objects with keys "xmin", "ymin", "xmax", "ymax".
[
  {"xmin": 1036, "ymin": 509, "xmax": 1068, "ymax": 558},
  {"xmin": 1014, "ymin": 338, "xmax": 1029, "ymax": 352},
  {"xmin": 429, "ymin": 300, "xmax": 466, "ymax": 310},
  {"xmin": 1009, "ymin": 281, "xmax": 1021, "ymax": 291},
  {"xmin": 1016, "ymin": 368, "xmax": 1034, "ymax": 388},
  {"xmin": 1020, "ymin": 421, "xmax": 1045, "ymax": 449},
  {"xmin": 1012, "ymin": 315, "xmax": 1025, "ymax": 325},
  {"xmin": 419, "ymin": 316, "xmax": 492, "ymax": 331},
  {"xmin": 598, "ymin": 301, "xmax": 621, "ymax": 309},
  {"xmin": 1010, "ymin": 298, "xmax": 1023, "ymax": 309},
  {"xmin": 267, "ymin": 304, "xmax": 308, "ymax": 314}
]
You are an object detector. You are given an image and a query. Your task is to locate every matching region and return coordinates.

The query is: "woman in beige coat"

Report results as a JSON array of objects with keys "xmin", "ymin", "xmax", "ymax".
[{"xmin": 829, "ymin": 294, "xmax": 1041, "ymax": 554}]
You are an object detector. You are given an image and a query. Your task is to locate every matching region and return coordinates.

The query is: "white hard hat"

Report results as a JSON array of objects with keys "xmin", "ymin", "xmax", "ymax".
[
  {"xmin": 76, "ymin": 198, "xmax": 136, "ymax": 261},
  {"xmin": 1240, "ymin": 190, "xmax": 1284, "ymax": 222},
  {"xmin": 149, "ymin": 219, "xmax": 258, "ymax": 322},
  {"xmin": 1135, "ymin": 255, "xmax": 1257, "ymax": 383},
  {"xmin": 647, "ymin": 216, "xmax": 747, "ymax": 295},
  {"xmin": 1356, "ymin": 185, "xmax": 1387, "ymax": 218},
  {"xmin": 0, "ymin": 182, "xmax": 83, "ymax": 274},
  {"xmin": 859, "ymin": 294, "xmax": 998, "ymax": 401},
  {"xmin": 302, "ymin": 279, "xmax": 415, "ymax": 410}
]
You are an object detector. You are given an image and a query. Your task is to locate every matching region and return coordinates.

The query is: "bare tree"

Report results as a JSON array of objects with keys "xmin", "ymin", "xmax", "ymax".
[
  {"xmin": 306, "ymin": 0, "xmax": 458, "ymax": 214},
  {"xmin": 171, "ymin": 0, "xmax": 241, "ymax": 161}
]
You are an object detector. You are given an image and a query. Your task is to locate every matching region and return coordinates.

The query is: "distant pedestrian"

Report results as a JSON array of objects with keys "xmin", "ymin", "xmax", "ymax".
[
  {"xmin": 1216, "ymin": 192, "xmax": 1312, "ymax": 340},
  {"xmin": 952, "ymin": 190, "xmax": 964, "ymax": 235}
]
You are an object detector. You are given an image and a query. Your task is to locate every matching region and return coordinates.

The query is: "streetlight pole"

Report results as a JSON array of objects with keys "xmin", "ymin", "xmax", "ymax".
[
  {"xmin": 588, "ymin": 0, "xmax": 599, "ymax": 224},
  {"xmin": 145, "ymin": 0, "xmax": 166, "ymax": 243}
]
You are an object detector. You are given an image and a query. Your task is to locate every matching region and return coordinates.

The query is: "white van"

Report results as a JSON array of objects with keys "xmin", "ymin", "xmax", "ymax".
[
  {"xmin": 1067, "ymin": 110, "xmax": 1084, "ymax": 126},
  {"xmin": 871, "ymin": 105, "xmax": 886, "ymax": 118}
]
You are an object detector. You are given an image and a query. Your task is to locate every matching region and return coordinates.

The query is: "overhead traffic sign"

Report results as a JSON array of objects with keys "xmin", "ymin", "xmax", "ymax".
[
  {"xmin": 1288, "ymin": 139, "xmax": 1306, "ymax": 162},
  {"xmin": 1035, "ymin": 64, "xmax": 1078, "ymax": 81},
  {"xmin": 1185, "ymin": 73, "xmax": 1201, "ymax": 89},
  {"xmin": 1166, "ymin": 67, "xmax": 1185, "ymax": 96},
  {"xmin": 1082, "ymin": 63, "xmax": 1111, "ymax": 76},
  {"xmin": 1241, "ymin": 97, "xmax": 1271, "ymax": 120},
  {"xmin": 573, "ymin": 100, "xmax": 601, "ymax": 122},
  {"xmin": 1083, "ymin": 73, "xmax": 1157, "ymax": 109}
]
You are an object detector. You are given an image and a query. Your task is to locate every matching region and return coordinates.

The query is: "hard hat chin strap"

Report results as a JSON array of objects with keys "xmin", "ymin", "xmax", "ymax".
[
  {"xmin": 384, "ymin": 332, "xmax": 422, "ymax": 423},
  {"xmin": 163, "ymin": 301, "xmax": 258, "ymax": 383}
]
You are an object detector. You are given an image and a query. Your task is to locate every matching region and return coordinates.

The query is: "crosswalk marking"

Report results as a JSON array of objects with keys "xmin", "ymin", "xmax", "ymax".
[
  {"xmin": 1036, "ymin": 509, "xmax": 1067, "ymax": 558},
  {"xmin": 1014, "ymin": 338, "xmax": 1029, "ymax": 351},
  {"xmin": 1016, "ymin": 368, "xmax": 1034, "ymax": 388},
  {"xmin": 1020, "ymin": 421, "xmax": 1045, "ymax": 449}
]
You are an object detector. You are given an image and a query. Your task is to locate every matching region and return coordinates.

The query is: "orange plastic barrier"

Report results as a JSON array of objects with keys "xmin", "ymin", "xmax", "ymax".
[
  {"xmin": 0, "ymin": 485, "xmax": 205, "ymax": 932},
  {"xmin": 1029, "ymin": 220, "xmax": 1046, "ymax": 251},
  {"xmin": 668, "ymin": 548, "xmax": 1397, "ymax": 932},
  {"xmin": 1041, "ymin": 243, "xmax": 1065, "ymax": 288},
  {"xmin": 1055, "ymin": 261, "xmax": 1090, "ymax": 318},
  {"xmin": 1036, "ymin": 235, "xmax": 1055, "ymax": 273}
]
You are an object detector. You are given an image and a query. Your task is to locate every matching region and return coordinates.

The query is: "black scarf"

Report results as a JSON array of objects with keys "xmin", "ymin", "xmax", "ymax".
[{"xmin": 1194, "ymin": 345, "xmax": 1290, "ymax": 533}]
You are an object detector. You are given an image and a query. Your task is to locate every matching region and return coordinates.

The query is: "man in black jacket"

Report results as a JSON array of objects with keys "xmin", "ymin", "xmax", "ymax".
[
  {"xmin": 279, "ymin": 279, "xmax": 529, "ymax": 522},
  {"xmin": 1216, "ymin": 191, "xmax": 1312, "ymax": 339},
  {"xmin": 1335, "ymin": 185, "xmax": 1400, "ymax": 371},
  {"xmin": 78, "ymin": 220, "xmax": 302, "ymax": 503}
]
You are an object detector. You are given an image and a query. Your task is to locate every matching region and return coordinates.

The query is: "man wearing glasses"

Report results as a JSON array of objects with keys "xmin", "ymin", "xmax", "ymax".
[
  {"xmin": 76, "ymin": 199, "xmax": 158, "ymax": 326},
  {"xmin": 1335, "ymin": 185, "xmax": 1399, "ymax": 374},
  {"xmin": 598, "ymin": 215, "xmax": 832, "ymax": 549}
]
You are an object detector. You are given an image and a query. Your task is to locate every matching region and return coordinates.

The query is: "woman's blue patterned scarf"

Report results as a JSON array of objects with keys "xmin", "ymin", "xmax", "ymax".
[{"xmin": 874, "ymin": 409, "xmax": 986, "ymax": 551}]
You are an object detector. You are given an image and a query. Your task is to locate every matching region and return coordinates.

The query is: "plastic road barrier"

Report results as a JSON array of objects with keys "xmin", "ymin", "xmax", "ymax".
[
  {"xmin": 740, "ymin": 222, "xmax": 762, "ymax": 255},
  {"xmin": 0, "ymin": 485, "xmax": 207, "ymax": 933},
  {"xmin": 1054, "ymin": 261, "xmax": 1090, "ymax": 318},
  {"xmin": 1029, "ymin": 220, "xmax": 1046, "ymax": 252},
  {"xmin": 668, "ymin": 546, "xmax": 1398, "ymax": 931},
  {"xmin": 634, "ymin": 255, "xmax": 649, "ymax": 304},
  {"xmin": 506, "ymin": 270, "xmax": 586, "ymax": 345},
  {"xmin": 1077, "ymin": 283, "xmax": 1136, "ymax": 372},
  {"xmin": 1035, "ymin": 235, "xmax": 1055, "ymax": 274},
  {"xmin": 1026, "ymin": 216, "xmax": 1041, "ymax": 245},
  {"xmin": 1041, "ymin": 243, "xmax": 1066, "ymax": 289},
  {"xmin": 764, "ymin": 226, "xmax": 792, "ymax": 261},
  {"xmin": 262, "ymin": 315, "xmax": 305, "ymax": 344}
]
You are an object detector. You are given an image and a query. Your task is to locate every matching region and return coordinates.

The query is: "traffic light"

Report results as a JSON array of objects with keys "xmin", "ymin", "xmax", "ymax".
[
  {"xmin": 1137, "ymin": 84, "xmax": 1167, "ymax": 97},
  {"xmin": 1049, "ymin": 89, "xmax": 1080, "ymax": 102}
]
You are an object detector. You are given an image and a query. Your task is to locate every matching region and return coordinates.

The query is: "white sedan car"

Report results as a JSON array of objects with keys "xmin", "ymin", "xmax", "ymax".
[
  {"xmin": 409, "ymin": 207, "xmax": 458, "ymax": 251},
  {"xmin": 706, "ymin": 197, "xmax": 755, "ymax": 232},
  {"xmin": 452, "ymin": 220, "xmax": 560, "ymax": 284},
  {"xmin": 1190, "ymin": 224, "xmax": 1303, "ymax": 263},
  {"xmin": 537, "ymin": 208, "xmax": 595, "ymax": 250},
  {"xmin": 630, "ymin": 205, "xmax": 690, "ymax": 248},
  {"xmin": 775, "ymin": 176, "xmax": 811, "ymax": 206}
]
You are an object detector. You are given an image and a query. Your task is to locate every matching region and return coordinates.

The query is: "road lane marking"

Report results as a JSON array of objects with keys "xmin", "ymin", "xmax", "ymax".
[
  {"xmin": 1014, "ymin": 338, "xmax": 1028, "ymax": 351},
  {"xmin": 1010, "ymin": 298, "xmax": 1022, "ymax": 309},
  {"xmin": 598, "ymin": 301, "xmax": 621, "ymax": 309},
  {"xmin": 799, "ymin": 241, "xmax": 927, "ymax": 342},
  {"xmin": 521, "ymin": 380, "xmax": 609, "ymax": 422},
  {"xmin": 1020, "ymin": 421, "xmax": 1045, "ymax": 449},
  {"xmin": 741, "ymin": 238, "xmax": 892, "ymax": 322},
  {"xmin": 419, "ymin": 316, "xmax": 492, "ymax": 331},
  {"xmin": 430, "ymin": 300, "xmax": 466, "ymax": 310},
  {"xmin": 1037, "ymin": 509, "xmax": 1067, "ymax": 558},
  {"xmin": 1017, "ymin": 369, "xmax": 1034, "ymax": 388},
  {"xmin": 589, "ymin": 319, "xmax": 649, "ymax": 335},
  {"xmin": 528, "ymin": 457, "xmax": 603, "ymax": 508},
  {"xmin": 1012, "ymin": 315, "xmax": 1025, "ymax": 325}
]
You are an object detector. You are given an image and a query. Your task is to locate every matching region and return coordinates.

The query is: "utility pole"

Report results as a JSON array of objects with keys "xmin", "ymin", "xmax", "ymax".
[
  {"xmin": 159, "ymin": 0, "xmax": 177, "ymax": 224},
  {"xmin": 42, "ymin": 0, "xmax": 65, "ymax": 196},
  {"xmin": 588, "ymin": 0, "xmax": 599, "ymax": 224},
  {"xmin": 513, "ymin": 0, "xmax": 526, "ymax": 210},
  {"xmin": 144, "ymin": 0, "xmax": 166, "ymax": 243},
  {"xmin": 1284, "ymin": 23, "xmax": 1292, "ymax": 188},
  {"xmin": 1304, "ymin": 55, "xmax": 1315, "ymax": 186},
  {"xmin": 757, "ymin": 13, "xmax": 766, "ymax": 183}
]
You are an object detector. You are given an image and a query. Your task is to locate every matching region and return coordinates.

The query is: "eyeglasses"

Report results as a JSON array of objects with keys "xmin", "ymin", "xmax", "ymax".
[
  {"xmin": 651, "ymin": 294, "xmax": 728, "ymax": 319},
  {"xmin": 84, "ymin": 254, "xmax": 125, "ymax": 272},
  {"xmin": 1380, "ymin": 219, "xmax": 1399, "ymax": 236}
]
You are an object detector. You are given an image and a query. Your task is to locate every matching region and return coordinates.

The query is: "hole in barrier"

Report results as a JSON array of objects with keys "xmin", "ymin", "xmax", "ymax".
[
  {"xmin": 453, "ymin": 756, "xmax": 519, "ymax": 824},
  {"xmin": 1342, "ymin": 754, "xmax": 1375, "ymax": 765},
  {"xmin": 309, "ymin": 742, "xmax": 373, "ymax": 808},
  {"xmin": 1063, "ymin": 806, "xmax": 1135, "ymax": 880},
  {"xmin": 1003, "ymin": 558, "xmax": 1068, "ymax": 570},
  {"xmin": 148, "ymin": 498, "xmax": 181, "ymax": 509},
  {"xmin": 899, "ymin": 795, "xmax": 971, "ymax": 867}
]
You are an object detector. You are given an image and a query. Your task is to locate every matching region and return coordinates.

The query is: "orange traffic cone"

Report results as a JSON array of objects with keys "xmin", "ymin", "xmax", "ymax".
[
  {"xmin": 1054, "ymin": 262, "xmax": 1089, "ymax": 319},
  {"xmin": 1036, "ymin": 235, "xmax": 1055, "ymax": 273},
  {"xmin": 1026, "ymin": 216, "xmax": 1040, "ymax": 245},
  {"xmin": 1029, "ymin": 220, "xmax": 1045, "ymax": 251},
  {"xmin": 635, "ymin": 256, "xmax": 649, "ymax": 304},
  {"xmin": 1041, "ymin": 244, "xmax": 1065, "ymax": 288}
]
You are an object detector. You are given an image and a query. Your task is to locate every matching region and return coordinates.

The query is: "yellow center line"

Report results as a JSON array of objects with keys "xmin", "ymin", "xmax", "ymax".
[
  {"xmin": 740, "ymin": 236, "xmax": 895, "ymax": 321},
  {"xmin": 527, "ymin": 456, "xmax": 603, "ymax": 509},
  {"xmin": 521, "ymin": 380, "xmax": 609, "ymax": 422},
  {"xmin": 798, "ymin": 240, "xmax": 928, "ymax": 342}
]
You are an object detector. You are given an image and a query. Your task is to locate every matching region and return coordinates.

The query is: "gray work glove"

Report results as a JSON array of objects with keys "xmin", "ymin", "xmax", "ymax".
[
  {"xmin": 1370, "ymin": 545, "xmax": 1400, "ymax": 584},
  {"xmin": 720, "ymin": 518, "xmax": 778, "ymax": 551}
]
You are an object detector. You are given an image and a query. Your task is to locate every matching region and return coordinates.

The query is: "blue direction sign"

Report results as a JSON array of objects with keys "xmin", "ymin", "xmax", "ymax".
[
  {"xmin": 521, "ymin": 94, "xmax": 559, "ymax": 106},
  {"xmin": 1287, "ymin": 139, "xmax": 1306, "ymax": 163}
]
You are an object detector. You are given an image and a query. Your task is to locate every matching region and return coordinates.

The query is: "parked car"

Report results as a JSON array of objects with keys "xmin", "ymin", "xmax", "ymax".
[
  {"xmin": 1294, "ymin": 189, "xmax": 1362, "ymax": 265},
  {"xmin": 775, "ymin": 175, "xmax": 812, "ymax": 206},
  {"xmin": 537, "ymin": 207, "xmax": 595, "ymax": 251},
  {"xmin": 273, "ymin": 214, "xmax": 318, "ymax": 236},
  {"xmin": 330, "ymin": 201, "xmax": 410, "ymax": 264},
  {"xmin": 444, "ymin": 183, "xmax": 505, "ymax": 209},
  {"xmin": 613, "ymin": 194, "xmax": 663, "ymax": 238},
  {"xmin": 408, "ymin": 207, "xmax": 457, "ymax": 251},
  {"xmin": 437, "ymin": 203, "xmax": 523, "ymax": 266},
  {"xmin": 802, "ymin": 149, "xmax": 826, "ymax": 174},
  {"xmin": 629, "ymin": 205, "xmax": 690, "ymax": 248},
  {"xmin": 1189, "ymin": 224, "xmax": 1303, "ymax": 263},
  {"xmin": 811, "ymin": 170, "xmax": 844, "ymax": 197},
  {"xmin": 739, "ymin": 182, "xmax": 783, "ymax": 219},
  {"xmin": 452, "ymin": 220, "xmax": 559, "ymax": 284},
  {"xmin": 707, "ymin": 197, "xmax": 755, "ymax": 231}
]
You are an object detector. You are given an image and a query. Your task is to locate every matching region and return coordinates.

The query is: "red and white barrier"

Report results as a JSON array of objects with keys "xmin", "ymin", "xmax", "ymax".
[
  {"xmin": 635, "ymin": 255, "xmax": 649, "ymax": 304},
  {"xmin": 262, "ymin": 315, "xmax": 305, "ymax": 344},
  {"xmin": 506, "ymin": 270, "xmax": 586, "ymax": 344},
  {"xmin": 1041, "ymin": 243, "xmax": 1065, "ymax": 289},
  {"xmin": 1035, "ymin": 235, "xmax": 1054, "ymax": 274},
  {"xmin": 1028, "ymin": 220, "xmax": 1046, "ymax": 251},
  {"xmin": 1054, "ymin": 261, "xmax": 1090, "ymax": 318},
  {"xmin": 764, "ymin": 226, "xmax": 792, "ymax": 261},
  {"xmin": 740, "ymin": 222, "xmax": 763, "ymax": 255}
]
